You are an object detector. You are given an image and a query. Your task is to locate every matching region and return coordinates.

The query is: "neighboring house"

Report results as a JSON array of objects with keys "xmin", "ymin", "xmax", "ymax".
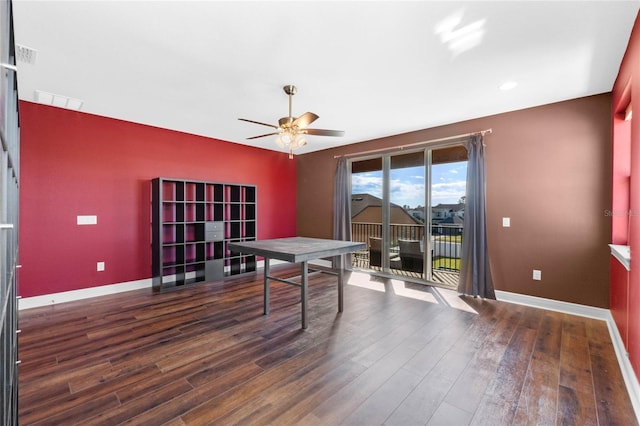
[
  {"xmin": 351, "ymin": 193, "xmax": 421, "ymax": 225},
  {"xmin": 431, "ymin": 203, "xmax": 464, "ymax": 223},
  {"xmin": 407, "ymin": 208, "xmax": 425, "ymax": 222}
]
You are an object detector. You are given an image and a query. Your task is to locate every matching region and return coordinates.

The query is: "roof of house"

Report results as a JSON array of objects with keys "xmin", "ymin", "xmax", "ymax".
[
  {"xmin": 433, "ymin": 203, "xmax": 465, "ymax": 212},
  {"xmin": 351, "ymin": 193, "xmax": 389, "ymax": 217},
  {"xmin": 351, "ymin": 193, "xmax": 420, "ymax": 224}
]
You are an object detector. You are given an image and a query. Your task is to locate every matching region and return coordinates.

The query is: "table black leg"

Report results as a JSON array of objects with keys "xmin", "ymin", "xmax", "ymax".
[
  {"xmin": 264, "ymin": 257, "xmax": 270, "ymax": 315},
  {"xmin": 337, "ymin": 254, "xmax": 344, "ymax": 312},
  {"xmin": 301, "ymin": 260, "xmax": 308, "ymax": 329}
]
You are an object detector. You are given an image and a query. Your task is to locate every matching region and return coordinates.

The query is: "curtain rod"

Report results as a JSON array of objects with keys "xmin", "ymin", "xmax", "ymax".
[{"xmin": 333, "ymin": 128, "xmax": 492, "ymax": 159}]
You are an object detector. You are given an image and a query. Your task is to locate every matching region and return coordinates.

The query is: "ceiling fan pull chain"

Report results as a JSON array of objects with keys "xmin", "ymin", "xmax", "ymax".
[{"xmin": 288, "ymin": 89, "xmax": 293, "ymax": 122}]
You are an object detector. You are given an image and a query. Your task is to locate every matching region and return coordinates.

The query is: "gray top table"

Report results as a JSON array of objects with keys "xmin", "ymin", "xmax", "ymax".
[{"xmin": 228, "ymin": 237, "xmax": 366, "ymax": 329}]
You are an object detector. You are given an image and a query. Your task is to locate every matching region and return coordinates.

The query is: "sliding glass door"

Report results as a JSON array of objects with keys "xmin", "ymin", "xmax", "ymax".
[
  {"xmin": 430, "ymin": 145, "xmax": 468, "ymax": 286},
  {"xmin": 389, "ymin": 151, "xmax": 427, "ymax": 279},
  {"xmin": 350, "ymin": 144, "xmax": 467, "ymax": 287}
]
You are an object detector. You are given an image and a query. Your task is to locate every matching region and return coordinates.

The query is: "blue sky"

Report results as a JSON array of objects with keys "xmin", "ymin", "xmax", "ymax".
[{"xmin": 351, "ymin": 161, "xmax": 467, "ymax": 208}]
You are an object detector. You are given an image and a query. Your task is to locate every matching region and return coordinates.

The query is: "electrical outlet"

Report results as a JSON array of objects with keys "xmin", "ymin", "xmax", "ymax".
[
  {"xmin": 532, "ymin": 269, "xmax": 541, "ymax": 280},
  {"xmin": 97, "ymin": 261, "xmax": 105, "ymax": 272},
  {"xmin": 502, "ymin": 217, "xmax": 510, "ymax": 227}
]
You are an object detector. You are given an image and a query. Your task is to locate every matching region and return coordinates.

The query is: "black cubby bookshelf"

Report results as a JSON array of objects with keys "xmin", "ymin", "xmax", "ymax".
[{"xmin": 152, "ymin": 178, "xmax": 257, "ymax": 292}]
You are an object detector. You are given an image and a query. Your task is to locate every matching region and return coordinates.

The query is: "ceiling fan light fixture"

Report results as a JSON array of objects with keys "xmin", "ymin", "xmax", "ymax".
[
  {"xmin": 286, "ymin": 134, "xmax": 306, "ymax": 160},
  {"xmin": 238, "ymin": 84, "xmax": 344, "ymax": 159},
  {"xmin": 279, "ymin": 130, "xmax": 294, "ymax": 145},
  {"xmin": 287, "ymin": 135, "xmax": 304, "ymax": 150},
  {"xmin": 275, "ymin": 129, "xmax": 306, "ymax": 155}
]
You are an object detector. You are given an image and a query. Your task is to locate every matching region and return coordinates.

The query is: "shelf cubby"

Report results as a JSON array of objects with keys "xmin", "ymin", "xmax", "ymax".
[
  {"xmin": 245, "ymin": 221, "xmax": 256, "ymax": 239},
  {"xmin": 245, "ymin": 205, "xmax": 256, "ymax": 220},
  {"xmin": 229, "ymin": 185, "xmax": 241, "ymax": 203},
  {"xmin": 230, "ymin": 204, "xmax": 241, "ymax": 221},
  {"xmin": 245, "ymin": 186, "xmax": 256, "ymax": 203}
]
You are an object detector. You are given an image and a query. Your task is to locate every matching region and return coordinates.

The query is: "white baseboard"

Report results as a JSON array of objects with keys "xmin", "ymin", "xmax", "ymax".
[
  {"xmin": 17, "ymin": 259, "xmax": 295, "ymax": 310},
  {"xmin": 19, "ymin": 278, "xmax": 152, "ymax": 310},
  {"xmin": 495, "ymin": 290, "xmax": 610, "ymax": 320},
  {"xmin": 496, "ymin": 290, "xmax": 640, "ymax": 420}
]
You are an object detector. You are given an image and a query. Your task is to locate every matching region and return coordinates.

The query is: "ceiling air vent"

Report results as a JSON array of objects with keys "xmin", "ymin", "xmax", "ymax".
[
  {"xmin": 34, "ymin": 90, "xmax": 83, "ymax": 111},
  {"xmin": 15, "ymin": 44, "xmax": 37, "ymax": 65}
]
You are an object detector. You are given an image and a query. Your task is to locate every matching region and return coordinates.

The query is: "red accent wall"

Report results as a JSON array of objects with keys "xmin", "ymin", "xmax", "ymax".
[
  {"xmin": 612, "ymin": 117, "xmax": 631, "ymax": 245},
  {"xmin": 611, "ymin": 257, "xmax": 630, "ymax": 348},
  {"xmin": 612, "ymin": 12, "xmax": 640, "ymax": 382},
  {"xmin": 18, "ymin": 101, "xmax": 297, "ymax": 298}
]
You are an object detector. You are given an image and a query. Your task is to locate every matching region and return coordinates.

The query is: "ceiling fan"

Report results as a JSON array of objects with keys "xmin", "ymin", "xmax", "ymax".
[{"xmin": 239, "ymin": 85, "xmax": 345, "ymax": 158}]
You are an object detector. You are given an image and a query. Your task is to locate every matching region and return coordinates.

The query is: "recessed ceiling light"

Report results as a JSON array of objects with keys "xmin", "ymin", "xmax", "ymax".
[{"xmin": 499, "ymin": 81, "xmax": 518, "ymax": 91}]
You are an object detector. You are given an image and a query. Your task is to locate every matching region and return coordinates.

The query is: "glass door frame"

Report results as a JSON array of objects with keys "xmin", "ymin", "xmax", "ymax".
[{"xmin": 349, "ymin": 140, "xmax": 466, "ymax": 282}]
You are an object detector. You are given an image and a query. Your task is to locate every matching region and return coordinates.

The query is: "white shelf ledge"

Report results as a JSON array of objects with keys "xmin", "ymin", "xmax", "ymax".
[{"xmin": 609, "ymin": 244, "xmax": 630, "ymax": 271}]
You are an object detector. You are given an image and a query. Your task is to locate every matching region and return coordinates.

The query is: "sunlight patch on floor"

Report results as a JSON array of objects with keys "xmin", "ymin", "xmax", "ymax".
[
  {"xmin": 389, "ymin": 279, "xmax": 439, "ymax": 303},
  {"xmin": 346, "ymin": 271, "xmax": 478, "ymax": 314},
  {"xmin": 346, "ymin": 271, "xmax": 387, "ymax": 292},
  {"xmin": 431, "ymin": 287, "xmax": 478, "ymax": 314}
]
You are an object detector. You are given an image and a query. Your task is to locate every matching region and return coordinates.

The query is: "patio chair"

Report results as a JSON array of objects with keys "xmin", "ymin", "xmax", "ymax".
[
  {"xmin": 369, "ymin": 236, "xmax": 400, "ymax": 269},
  {"xmin": 398, "ymin": 239, "xmax": 423, "ymax": 273},
  {"xmin": 369, "ymin": 237, "xmax": 383, "ymax": 268}
]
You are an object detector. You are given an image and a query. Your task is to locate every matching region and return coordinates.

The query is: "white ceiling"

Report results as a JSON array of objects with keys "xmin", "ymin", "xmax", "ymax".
[{"xmin": 11, "ymin": 1, "xmax": 640, "ymax": 155}]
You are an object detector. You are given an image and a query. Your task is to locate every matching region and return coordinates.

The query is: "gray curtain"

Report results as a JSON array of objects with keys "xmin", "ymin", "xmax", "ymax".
[
  {"xmin": 333, "ymin": 157, "xmax": 352, "ymax": 241},
  {"xmin": 457, "ymin": 135, "xmax": 495, "ymax": 299}
]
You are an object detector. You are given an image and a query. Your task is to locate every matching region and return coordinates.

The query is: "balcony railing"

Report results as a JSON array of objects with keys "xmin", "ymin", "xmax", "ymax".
[
  {"xmin": 432, "ymin": 224, "xmax": 462, "ymax": 272},
  {"xmin": 351, "ymin": 222, "xmax": 424, "ymax": 245},
  {"xmin": 351, "ymin": 222, "xmax": 463, "ymax": 273}
]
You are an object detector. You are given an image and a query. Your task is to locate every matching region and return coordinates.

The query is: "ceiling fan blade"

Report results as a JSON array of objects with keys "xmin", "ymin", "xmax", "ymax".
[
  {"xmin": 303, "ymin": 128, "xmax": 345, "ymax": 137},
  {"xmin": 238, "ymin": 118, "xmax": 279, "ymax": 129},
  {"xmin": 292, "ymin": 112, "xmax": 319, "ymax": 129},
  {"xmin": 246, "ymin": 132, "xmax": 280, "ymax": 140}
]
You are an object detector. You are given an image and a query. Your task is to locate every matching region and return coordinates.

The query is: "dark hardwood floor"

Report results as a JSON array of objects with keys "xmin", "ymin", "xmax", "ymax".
[{"xmin": 18, "ymin": 266, "xmax": 637, "ymax": 425}]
